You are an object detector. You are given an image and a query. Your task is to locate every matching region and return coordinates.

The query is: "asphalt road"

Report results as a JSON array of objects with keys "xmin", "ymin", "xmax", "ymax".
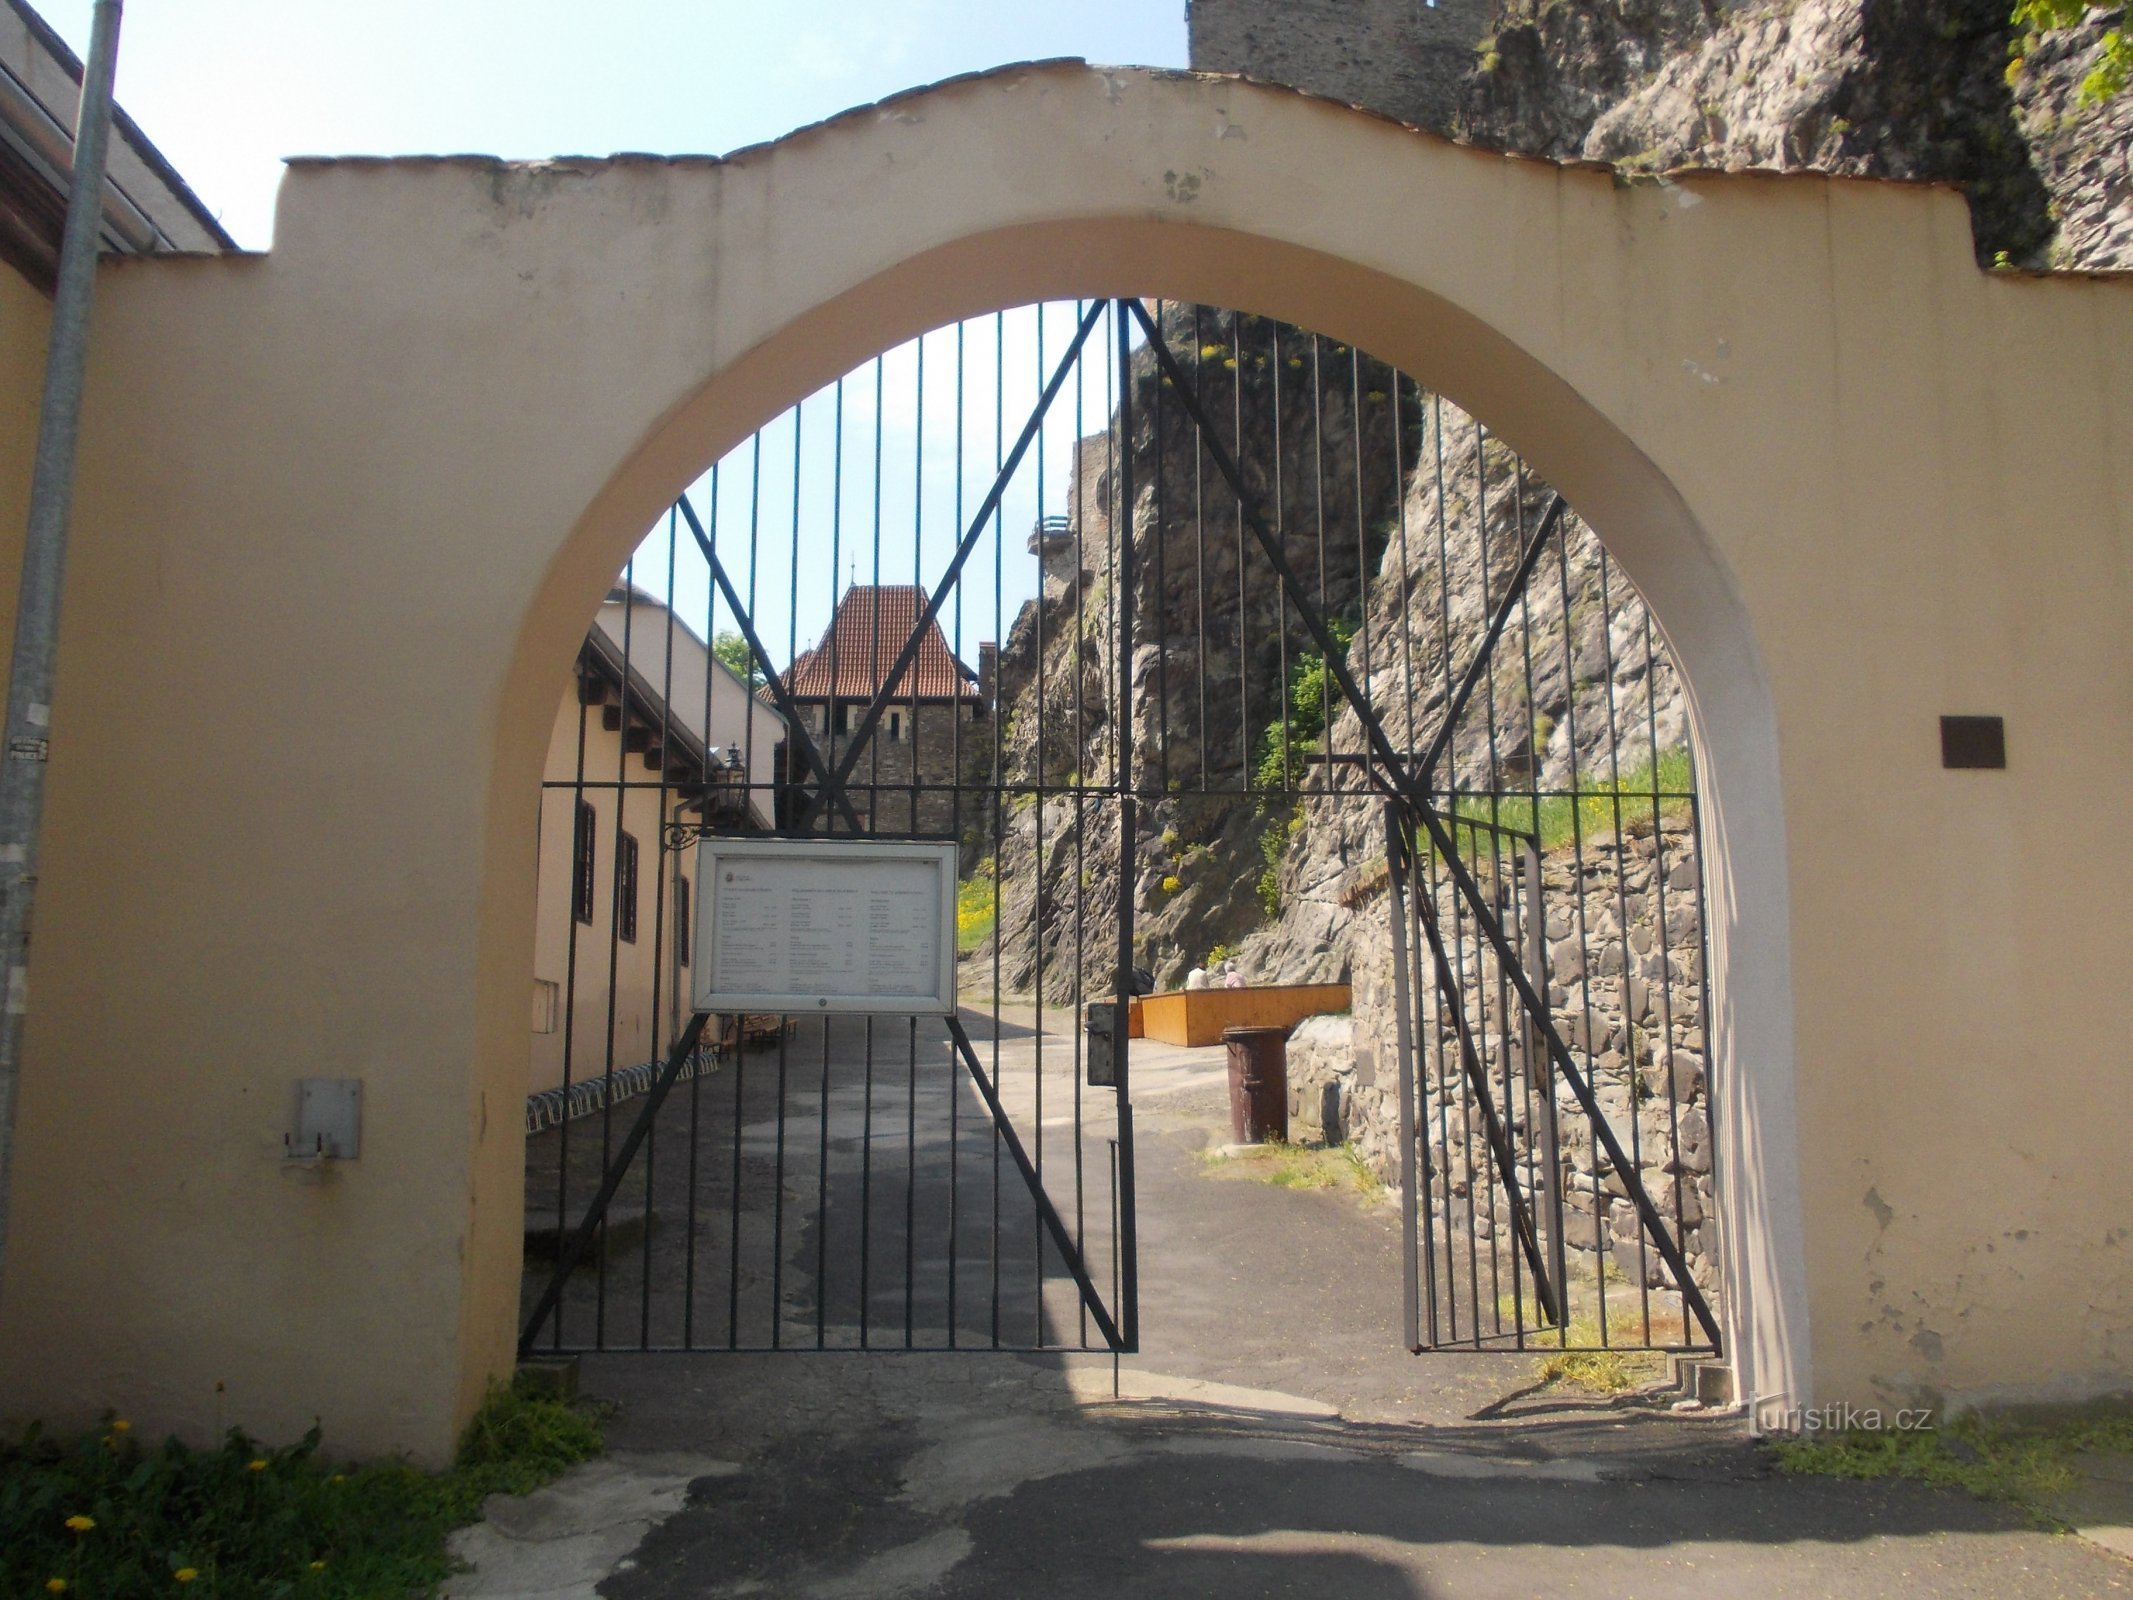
[{"xmin": 511, "ymin": 1010, "xmax": 2130, "ymax": 1598}]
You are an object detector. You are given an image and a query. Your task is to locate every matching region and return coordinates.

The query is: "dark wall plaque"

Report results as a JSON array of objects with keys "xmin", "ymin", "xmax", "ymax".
[{"xmin": 1940, "ymin": 715, "xmax": 2006, "ymax": 770}]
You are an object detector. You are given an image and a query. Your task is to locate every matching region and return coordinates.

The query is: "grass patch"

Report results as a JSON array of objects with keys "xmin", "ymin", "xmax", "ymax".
[
  {"xmin": 1521, "ymin": 1291, "xmax": 1671, "ymax": 1395},
  {"xmin": 1533, "ymin": 1340, "xmax": 1663, "ymax": 1395},
  {"xmin": 1, "ymin": 1377, "xmax": 602, "ymax": 1598},
  {"xmin": 1201, "ymin": 1140, "xmax": 1384, "ymax": 1198},
  {"xmin": 1340, "ymin": 1145, "xmax": 1386, "ymax": 1199},
  {"xmin": 1771, "ymin": 1411, "xmax": 2133, "ymax": 1528},
  {"xmin": 1445, "ymin": 746, "xmax": 1695, "ymax": 854},
  {"xmin": 956, "ymin": 858, "xmax": 997, "ymax": 954}
]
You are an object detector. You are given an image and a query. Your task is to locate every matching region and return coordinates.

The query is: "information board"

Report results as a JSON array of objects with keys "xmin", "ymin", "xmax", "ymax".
[{"xmin": 691, "ymin": 837, "xmax": 959, "ymax": 1016}]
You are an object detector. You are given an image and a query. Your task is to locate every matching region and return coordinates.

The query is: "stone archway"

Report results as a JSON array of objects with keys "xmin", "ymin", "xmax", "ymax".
[{"xmin": 10, "ymin": 63, "xmax": 2130, "ymax": 1463}]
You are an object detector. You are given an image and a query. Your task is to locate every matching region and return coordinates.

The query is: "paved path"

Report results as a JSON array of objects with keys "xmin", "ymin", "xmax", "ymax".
[{"xmin": 487, "ymin": 1011, "xmax": 2132, "ymax": 1598}]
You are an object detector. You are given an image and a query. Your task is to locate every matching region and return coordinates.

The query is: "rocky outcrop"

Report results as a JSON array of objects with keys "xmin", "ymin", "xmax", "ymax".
[
  {"xmin": 1458, "ymin": 0, "xmax": 2133, "ymax": 270},
  {"xmin": 979, "ymin": 307, "xmax": 1405, "ymax": 993},
  {"xmin": 1236, "ymin": 394, "xmax": 1685, "ymax": 987}
]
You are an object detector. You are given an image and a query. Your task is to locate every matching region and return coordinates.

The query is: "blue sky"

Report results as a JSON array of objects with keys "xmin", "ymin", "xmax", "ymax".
[
  {"xmin": 40, "ymin": 1, "xmax": 1187, "ymax": 250},
  {"xmin": 38, "ymin": 1, "xmax": 1189, "ymax": 665}
]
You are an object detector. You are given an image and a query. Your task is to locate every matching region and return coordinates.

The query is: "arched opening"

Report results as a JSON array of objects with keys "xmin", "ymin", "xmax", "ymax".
[{"xmin": 503, "ymin": 286, "xmax": 1791, "ymax": 1407}]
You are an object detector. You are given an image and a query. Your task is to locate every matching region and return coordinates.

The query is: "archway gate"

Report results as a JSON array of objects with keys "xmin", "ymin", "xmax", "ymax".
[{"xmin": 517, "ymin": 298, "xmax": 1722, "ymax": 1363}]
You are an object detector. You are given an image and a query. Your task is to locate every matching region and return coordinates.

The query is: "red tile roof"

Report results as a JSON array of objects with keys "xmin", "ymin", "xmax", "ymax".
[{"xmin": 781, "ymin": 585, "xmax": 981, "ymax": 701}]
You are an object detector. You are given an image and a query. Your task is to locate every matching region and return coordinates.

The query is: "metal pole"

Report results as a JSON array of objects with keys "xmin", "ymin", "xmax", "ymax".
[
  {"xmin": 0, "ymin": 0, "xmax": 127, "ymax": 1297},
  {"xmin": 1524, "ymin": 838, "xmax": 1568, "ymax": 1320},
  {"xmin": 1384, "ymin": 805, "xmax": 1424, "ymax": 1353}
]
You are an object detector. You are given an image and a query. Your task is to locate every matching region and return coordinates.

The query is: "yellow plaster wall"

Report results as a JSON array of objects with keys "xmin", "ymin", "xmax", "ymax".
[
  {"xmin": 0, "ymin": 264, "xmax": 49, "ymax": 667},
  {"xmin": 529, "ymin": 692, "xmax": 695, "ymax": 1098},
  {"xmin": 0, "ymin": 68, "xmax": 2125, "ymax": 1460}
]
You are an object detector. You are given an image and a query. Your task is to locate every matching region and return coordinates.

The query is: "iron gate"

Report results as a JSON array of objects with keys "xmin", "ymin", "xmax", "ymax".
[{"xmin": 518, "ymin": 297, "xmax": 1720, "ymax": 1363}]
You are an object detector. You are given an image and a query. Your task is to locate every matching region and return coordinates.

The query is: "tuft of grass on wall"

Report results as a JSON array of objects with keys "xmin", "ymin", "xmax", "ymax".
[
  {"xmin": 1445, "ymin": 746, "xmax": 1695, "ymax": 855},
  {"xmin": 1, "ymin": 1378, "xmax": 602, "ymax": 1599}
]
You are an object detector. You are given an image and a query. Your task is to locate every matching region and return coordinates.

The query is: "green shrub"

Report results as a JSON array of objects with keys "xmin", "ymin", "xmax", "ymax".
[{"xmin": 1, "ymin": 1380, "xmax": 601, "ymax": 1599}]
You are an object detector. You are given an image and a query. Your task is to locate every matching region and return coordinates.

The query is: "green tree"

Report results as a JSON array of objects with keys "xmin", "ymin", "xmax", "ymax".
[
  {"xmin": 713, "ymin": 629, "xmax": 765, "ymax": 686},
  {"xmin": 2009, "ymin": 0, "xmax": 2133, "ymax": 101}
]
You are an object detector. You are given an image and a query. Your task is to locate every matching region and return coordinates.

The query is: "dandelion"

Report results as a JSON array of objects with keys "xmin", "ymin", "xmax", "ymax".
[
  {"xmin": 175, "ymin": 1571, "xmax": 198, "ymax": 1585},
  {"xmin": 46, "ymin": 1579, "xmax": 67, "ymax": 1594},
  {"xmin": 309, "ymin": 1560, "xmax": 326, "ymax": 1571},
  {"xmin": 64, "ymin": 1515, "xmax": 95, "ymax": 1533},
  {"xmin": 247, "ymin": 1458, "xmax": 268, "ymax": 1472},
  {"xmin": 111, "ymin": 1419, "xmax": 130, "ymax": 1433}
]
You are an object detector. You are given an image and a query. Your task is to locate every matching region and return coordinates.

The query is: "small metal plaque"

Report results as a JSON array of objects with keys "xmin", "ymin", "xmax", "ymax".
[
  {"xmin": 694, "ymin": 838, "xmax": 958, "ymax": 1016},
  {"xmin": 1085, "ymin": 1000, "xmax": 1118, "ymax": 1087},
  {"xmin": 1940, "ymin": 715, "xmax": 2006, "ymax": 770},
  {"xmin": 288, "ymin": 1077, "xmax": 361, "ymax": 1160}
]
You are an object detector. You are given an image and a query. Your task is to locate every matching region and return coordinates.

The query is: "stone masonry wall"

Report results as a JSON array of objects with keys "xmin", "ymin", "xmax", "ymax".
[
  {"xmin": 1286, "ymin": 816, "xmax": 1719, "ymax": 1304},
  {"xmin": 809, "ymin": 700, "xmax": 993, "ymax": 841}
]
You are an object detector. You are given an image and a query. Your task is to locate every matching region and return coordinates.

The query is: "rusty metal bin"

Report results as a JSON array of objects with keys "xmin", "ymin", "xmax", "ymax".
[{"xmin": 1222, "ymin": 1025, "xmax": 1290, "ymax": 1144}]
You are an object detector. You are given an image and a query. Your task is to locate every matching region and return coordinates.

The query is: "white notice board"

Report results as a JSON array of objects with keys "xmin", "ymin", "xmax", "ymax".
[{"xmin": 692, "ymin": 837, "xmax": 959, "ymax": 1016}]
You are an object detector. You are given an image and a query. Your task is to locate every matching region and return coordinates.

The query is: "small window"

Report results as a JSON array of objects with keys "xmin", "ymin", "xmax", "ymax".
[
  {"xmin": 833, "ymin": 702, "xmax": 850, "ymax": 736},
  {"xmin": 617, "ymin": 831, "xmax": 640, "ymax": 944},
  {"xmin": 676, "ymin": 876, "xmax": 692, "ymax": 968},
  {"xmin": 887, "ymin": 710, "xmax": 903, "ymax": 742},
  {"xmin": 572, "ymin": 801, "xmax": 597, "ymax": 925}
]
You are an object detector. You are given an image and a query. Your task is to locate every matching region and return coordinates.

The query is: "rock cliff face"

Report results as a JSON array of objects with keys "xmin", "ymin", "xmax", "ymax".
[
  {"xmin": 1455, "ymin": 0, "xmax": 2133, "ymax": 269},
  {"xmin": 979, "ymin": 333, "xmax": 1689, "ymax": 1000},
  {"xmin": 977, "ymin": 307, "xmax": 1406, "ymax": 994},
  {"xmin": 1194, "ymin": 0, "xmax": 2133, "ymax": 271},
  {"xmin": 1236, "ymin": 400, "xmax": 1685, "ymax": 987}
]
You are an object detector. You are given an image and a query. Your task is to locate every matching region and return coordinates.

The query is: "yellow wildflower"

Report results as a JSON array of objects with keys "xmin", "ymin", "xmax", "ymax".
[
  {"xmin": 247, "ymin": 1458, "xmax": 268, "ymax": 1472},
  {"xmin": 176, "ymin": 1571, "xmax": 199, "ymax": 1585},
  {"xmin": 309, "ymin": 1560, "xmax": 327, "ymax": 1571},
  {"xmin": 47, "ymin": 1580, "xmax": 67, "ymax": 1594},
  {"xmin": 111, "ymin": 1419, "xmax": 130, "ymax": 1433},
  {"xmin": 64, "ymin": 1514, "xmax": 95, "ymax": 1532},
  {"xmin": 328, "ymin": 1473, "xmax": 346, "ymax": 1485}
]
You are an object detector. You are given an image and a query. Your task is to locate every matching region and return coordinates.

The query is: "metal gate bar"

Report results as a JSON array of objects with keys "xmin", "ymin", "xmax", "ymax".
[
  {"xmin": 522, "ymin": 302, "xmax": 1136, "ymax": 1357},
  {"xmin": 1123, "ymin": 298, "xmax": 1717, "ymax": 1353},
  {"xmin": 521, "ymin": 297, "xmax": 1719, "ymax": 1363}
]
